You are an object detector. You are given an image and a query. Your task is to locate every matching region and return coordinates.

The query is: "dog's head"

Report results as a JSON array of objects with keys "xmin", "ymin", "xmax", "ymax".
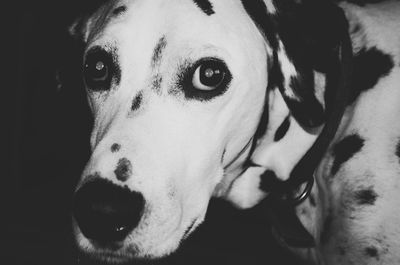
[{"xmin": 69, "ymin": 0, "xmax": 346, "ymax": 262}]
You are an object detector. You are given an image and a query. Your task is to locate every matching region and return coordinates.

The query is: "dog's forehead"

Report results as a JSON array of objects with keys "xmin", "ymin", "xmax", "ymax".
[{"xmin": 84, "ymin": 0, "xmax": 263, "ymax": 44}]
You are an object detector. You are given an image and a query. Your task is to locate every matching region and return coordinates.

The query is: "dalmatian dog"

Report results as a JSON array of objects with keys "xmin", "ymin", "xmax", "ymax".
[
  {"xmin": 228, "ymin": 1, "xmax": 400, "ymax": 264},
  {"xmin": 68, "ymin": 0, "xmax": 400, "ymax": 264}
]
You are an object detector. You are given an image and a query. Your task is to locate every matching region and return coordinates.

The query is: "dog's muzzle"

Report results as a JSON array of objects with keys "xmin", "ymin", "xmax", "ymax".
[{"xmin": 73, "ymin": 178, "xmax": 145, "ymax": 244}]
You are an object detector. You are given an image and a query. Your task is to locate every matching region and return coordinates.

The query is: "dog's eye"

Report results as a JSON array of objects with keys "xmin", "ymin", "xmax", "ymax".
[
  {"xmin": 83, "ymin": 48, "xmax": 115, "ymax": 91},
  {"xmin": 192, "ymin": 60, "xmax": 228, "ymax": 91}
]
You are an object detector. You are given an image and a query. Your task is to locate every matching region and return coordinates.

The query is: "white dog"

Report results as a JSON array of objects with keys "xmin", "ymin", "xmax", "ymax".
[{"xmin": 68, "ymin": 0, "xmax": 400, "ymax": 264}]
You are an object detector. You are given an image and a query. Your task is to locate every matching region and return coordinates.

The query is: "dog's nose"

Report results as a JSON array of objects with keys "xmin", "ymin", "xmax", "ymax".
[{"xmin": 73, "ymin": 178, "xmax": 144, "ymax": 243}]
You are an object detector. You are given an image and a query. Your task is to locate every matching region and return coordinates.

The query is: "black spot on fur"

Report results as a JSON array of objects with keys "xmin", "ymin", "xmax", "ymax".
[
  {"xmin": 193, "ymin": 0, "xmax": 214, "ymax": 15},
  {"xmin": 114, "ymin": 158, "xmax": 132, "ymax": 182},
  {"xmin": 131, "ymin": 92, "xmax": 143, "ymax": 112},
  {"xmin": 396, "ymin": 138, "xmax": 400, "ymax": 161},
  {"xmin": 349, "ymin": 47, "xmax": 394, "ymax": 104},
  {"xmin": 365, "ymin": 246, "xmax": 379, "ymax": 259},
  {"xmin": 287, "ymin": 76, "xmax": 325, "ymax": 127},
  {"xmin": 151, "ymin": 37, "xmax": 167, "ymax": 68},
  {"xmin": 272, "ymin": 0, "xmax": 346, "ymax": 72},
  {"xmin": 152, "ymin": 75, "xmax": 163, "ymax": 94},
  {"xmin": 354, "ymin": 188, "xmax": 378, "ymax": 205},
  {"xmin": 320, "ymin": 212, "xmax": 333, "ymax": 244},
  {"xmin": 240, "ymin": 0, "xmax": 278, "ymax": 49},
  {"xmin": 269, "ymin": 0, "xmax": 349, "ymax": 128},
  {"xmin": 271, "ymin": 50, "xmax": 326, "ymax": 129},
  {"xmin": 111, "ymin": 143, "xmax": 121, "ymax": 153},
  {"xmin": 274, "ymin": 116, "xmax": 290, "ymax": 142},
  {"xmin": 112, "ymin": 5, "xmax": 126, "ymax": 16},
  {"xmin": 331, "ymin": 134, "xmax": 365, "ymax": 175}
]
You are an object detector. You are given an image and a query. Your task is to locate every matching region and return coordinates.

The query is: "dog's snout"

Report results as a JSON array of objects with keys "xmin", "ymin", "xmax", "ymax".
[{"xmin": 73, "ymin": 178, "xmax": 145, "ymax": 243}]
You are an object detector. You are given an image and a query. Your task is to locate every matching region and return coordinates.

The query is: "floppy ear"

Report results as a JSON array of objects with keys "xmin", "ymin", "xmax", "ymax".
[
  {"xmin": 68, "ymin": 16, "xmax": 91, "ymax": 43},
  {"xmin": 227, "ymin": 88, "xmax": 321, "ymax": 208},
  {"xmin": 226, "ymin": 0, "xmax": 350, "ymax": 207},
  {"xmin": 68, "ymin": 0, "xmax": 110, "ymax": 43},
  {"xmin": 54, "ymin": 15, "xmax": 90, "ymax": 92},
  {"xmin": 57, "ymin": 0, "xmax": 110, "ymax": 91},
  {"xmin": 270, "ymin": 0, "xmax": 348, "ymax": 128}
]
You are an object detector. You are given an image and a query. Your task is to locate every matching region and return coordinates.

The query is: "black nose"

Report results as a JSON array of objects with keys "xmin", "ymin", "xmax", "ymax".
[{"xmin": 73, "ymin": 178, "xmax": 144, "ymax": 243}]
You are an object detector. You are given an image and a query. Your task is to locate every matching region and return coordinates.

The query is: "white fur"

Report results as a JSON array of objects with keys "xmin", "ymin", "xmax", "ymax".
[
  {"xmin": 265, "ymin": 0, "xmax": 277, "ymax": 14},
  {"xmin": 72, "ymin": 0, "xmax": 270, "ymax": 261},
  {"xmin": 68, "ymin": 1, "xmax": 400, "ymax": 264},
  {"xmin": 277, "ymin": 40, "xmax": 302, "ymax": 101}
]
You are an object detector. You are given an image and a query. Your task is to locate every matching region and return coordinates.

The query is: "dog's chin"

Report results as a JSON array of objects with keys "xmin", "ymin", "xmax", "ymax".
[
  {"xmin": 77, "ymin": 250, "xmax": 134, "ymax": 265},
  {"xmin": 77, "ymin": 250, "xmax": 172, "ymax": 265},
  {"xmin": 75, "ymin": 238, "xmax": 194, "ymax": 265},
  {"xmin": 78, "ymin": 252, "xmax": 187, "ymax": 265},
  {"xmin": 74, "ymin": 219, "xmax": 202, "ymax": 265},
  {"xmin": 75, "ymin": 243, "xmax": 177, "ymax": 265},
  {"xmin": 75, "ymin": 237, "xmax": 180, "ymax": 265}
]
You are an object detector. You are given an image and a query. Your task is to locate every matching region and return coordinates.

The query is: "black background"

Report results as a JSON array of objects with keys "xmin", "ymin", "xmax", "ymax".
[{"xmin": 11, "ymin": 1, "xmax": 306, "ymax": 264}]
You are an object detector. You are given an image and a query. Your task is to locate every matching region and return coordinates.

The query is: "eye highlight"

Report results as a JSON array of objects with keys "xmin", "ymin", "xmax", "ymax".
[
  {"xmin": 83, "ymin": 47, "xmax": 119, "ymax": 91},
  {"xmin": 193, "ymin": 60, "xmax": 227, "ymax": 91},
  {"xmin": 180, "ymin": 58, "xmax": 232, "ymax": 101}
]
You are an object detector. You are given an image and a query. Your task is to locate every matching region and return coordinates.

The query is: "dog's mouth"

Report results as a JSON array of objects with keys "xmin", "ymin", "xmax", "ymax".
[
  {"xmin": 74, "ymin": 232, "xmax": 174, "ymax": 264},
  {"xmin": 76, "ymin": 247, "xmax": 185, "ymax": 265},
  {"xmin": 74, "ymin": 224, "xmax": 198, "ymax": 265},
  {"xmin": 77, "ymin": 248, "xmax": 131, "ymax": 265}
]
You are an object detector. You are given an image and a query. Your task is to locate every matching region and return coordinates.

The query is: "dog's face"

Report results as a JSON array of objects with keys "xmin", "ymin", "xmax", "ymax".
[
  {"xmin": 70, "ymin": 0, "xmax": 346, "ymax": 262},
  {"xmin": 71, "ymin": 0, "xmax": 270, "ymax": 261}
]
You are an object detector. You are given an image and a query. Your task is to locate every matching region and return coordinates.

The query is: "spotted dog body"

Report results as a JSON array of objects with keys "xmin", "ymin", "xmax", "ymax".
[
  {"xmin": 293, "ymin": 2, "xmax": 400, "ymax": 264},
  {"xmin": 69, "ymin": 0, "xmax": 400, "ymax": 264},
  {"xmin": 230, "ymin": 1, "xmax": 400, "ymax": 264}
]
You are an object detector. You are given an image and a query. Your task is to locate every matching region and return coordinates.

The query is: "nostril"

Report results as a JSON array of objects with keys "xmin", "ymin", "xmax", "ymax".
[{"xmin": 73, "ymin": 178, "xmax": 144, "ymax": 243}]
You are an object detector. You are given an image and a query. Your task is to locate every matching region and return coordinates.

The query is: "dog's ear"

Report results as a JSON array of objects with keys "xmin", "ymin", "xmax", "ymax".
[
  {"xmin": 54, "ymin": 15, "xmax": 90, "ymax": 91},
  {"xmin": 227, "ymin": 1, "xmax": 349, "ymax": 207},
  {"xmin": 269, "ymin": 0, "xmax": 348, "ymax": 128},
  {"xmin": 57, "ymin": 1, "xmax": 109, "ymax": 91},
  {"xmin": 68, "ymin": 0, "xmax": 110, "ymax": 43},
  {"xmin": 68, "ymin": 16, "xmax": 91, "ymax": 43},
  {"xmin": 273, "ymin": 0, "xmax": 347, "ymax": 72}
]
